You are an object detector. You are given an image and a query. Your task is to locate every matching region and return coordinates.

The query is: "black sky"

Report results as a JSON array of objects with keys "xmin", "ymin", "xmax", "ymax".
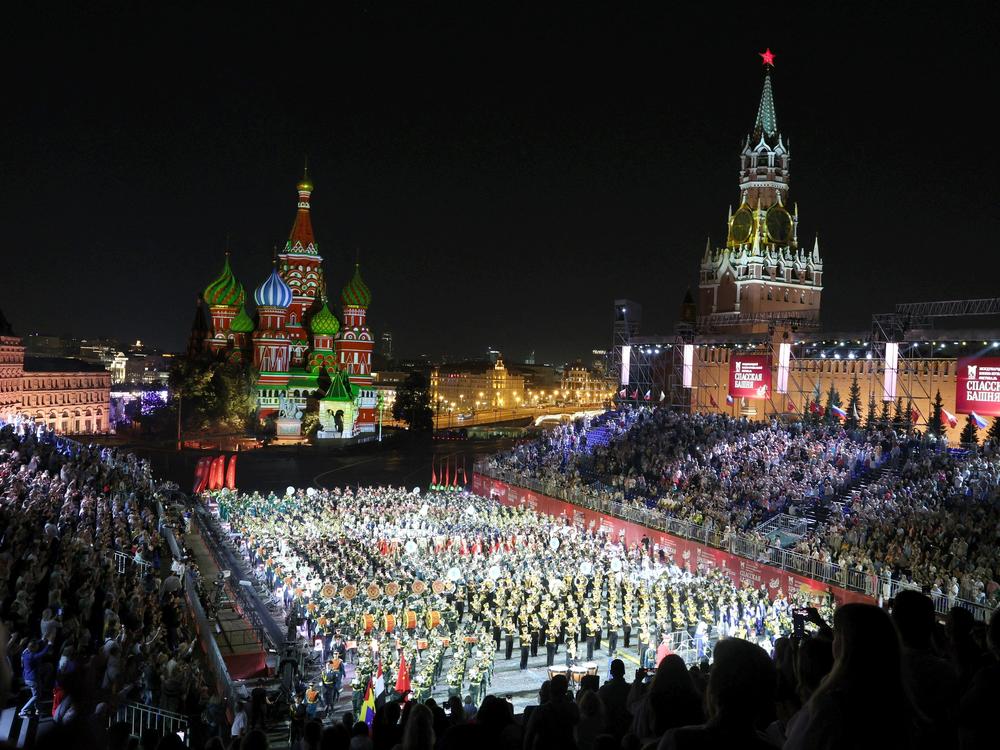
[{"xmin": 2, "ymin": 2, "xmax": 998, "ymax": 364}]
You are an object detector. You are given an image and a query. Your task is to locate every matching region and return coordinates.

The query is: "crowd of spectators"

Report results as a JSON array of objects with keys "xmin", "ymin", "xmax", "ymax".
[
  {"xmin": 0, "ymin": 422, "xmax": 211, "ymax": 749},
  {"xmin": 484, "ymin": 407, "xmax": 1000, "ymax": 608}
]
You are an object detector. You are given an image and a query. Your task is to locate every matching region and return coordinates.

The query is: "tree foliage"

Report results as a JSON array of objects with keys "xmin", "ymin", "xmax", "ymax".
[
  {"xmin": 960, "ymin": 412, "xmax": 980, "ymax": 447},
  {"xmin": 169, "ymin": 356, "xmax": 256, "ymax": 434},
  {"xmin": 927, "ymin": 390, "xmax": 944, "ymax": 438},
  {"xmin": 392, "ymin": 371, "xmax": 434, "ymax": 433},
  {"xmin": 823, "ymin": 384, "xmax": 841, "ymax": 425},
  {"xmin": 865, "ymin": 391, "xmax": 878, "ymax": 431},
  {"xmin": 845, "ymin": 375, "xmax": 862, "ymax": 430},
  {"xmin": 987, "ymin": 417, "xmax": 1000, "ymax": 446}
]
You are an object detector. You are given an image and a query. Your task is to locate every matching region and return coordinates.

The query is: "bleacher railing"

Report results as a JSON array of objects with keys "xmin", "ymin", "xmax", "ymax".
[
  {"xmin": 475, "ymin": 463, "xmax": 997, "ymax": 622},
  {"xmin": 113, "ymin": 550, "xmax": 152, "ymax": 576},
  {"xmin": 113, "ymin": 702, "xmax": 189, "ymax": 746}
]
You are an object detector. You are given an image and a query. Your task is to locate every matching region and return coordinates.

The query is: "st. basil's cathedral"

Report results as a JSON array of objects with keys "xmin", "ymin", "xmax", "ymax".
[{"xmin": 194, "ymin": 172, "xmax": 377, "ymax": 439}]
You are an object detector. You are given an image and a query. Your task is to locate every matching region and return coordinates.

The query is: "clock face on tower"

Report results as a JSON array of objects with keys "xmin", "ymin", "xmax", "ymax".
[
  {"xmin": 765, "ymin": 206, "xmax": 793, "ymax": 245},
  {"xmin": 729, "ymin": 208, "xmax": 753, "ymax": 245}
]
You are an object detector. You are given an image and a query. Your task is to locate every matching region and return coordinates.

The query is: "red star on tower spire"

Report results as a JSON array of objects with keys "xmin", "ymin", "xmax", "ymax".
[{"xmin": 759, "ymin": 48, "xmax": 775, "ymax": 67}]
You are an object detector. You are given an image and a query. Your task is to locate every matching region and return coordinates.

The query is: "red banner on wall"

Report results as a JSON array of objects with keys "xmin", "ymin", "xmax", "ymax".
[
  {"xmin": 473, "ymin": 474, "xmax": 873, "ymax": 608},
  {"xmin": 729, "ymin": 354, "xmax": 772, "ymax": 400},
  {"xmin": 956, "ymin": 356, "xmax": 1000, "ymax": 417}
]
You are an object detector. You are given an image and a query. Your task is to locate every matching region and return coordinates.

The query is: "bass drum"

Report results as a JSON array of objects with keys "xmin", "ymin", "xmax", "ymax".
[
  {"xmin": 360, "ymin": 614, "xmax": 375, "ymax": 634},
  {"xmin": 384, "ymin": 614, "xmax": 396, "ymax": 633},
  {"xmin": 425, "ymin": 610, "xmax": 441, "ymax": 629},
  {"xmin": 403, "ymin": 610, "xmax": 417, "ymax": 630}
]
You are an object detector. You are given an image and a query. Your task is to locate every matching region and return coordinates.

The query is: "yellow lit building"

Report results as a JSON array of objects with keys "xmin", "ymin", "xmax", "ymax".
[{"xmin": 430, "ymin": 358, "xmax": 526, "ymax": 416}]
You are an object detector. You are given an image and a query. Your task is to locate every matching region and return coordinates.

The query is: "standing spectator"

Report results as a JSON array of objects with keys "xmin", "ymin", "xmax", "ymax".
[
  {"xmin": 19, "ymin": 638, "xmax": 52, "ymax": 717},
  {"xmin": 784, "ymin": 604, "xmax": 927, "ymax": 750},
  {"xmin": 597, "ymin": 659, "xmax": 632, "ymax": 740},
  {"xmin": 630, "ymin": 655, "xmax": 704, "ymax": 744},
  {"xmin": 658, "ymin": 638, "xmax": 776, "ymax": 750},
  {"xmin": 524, "ymin": 673, "xmax": 579, "ymax": 750}
]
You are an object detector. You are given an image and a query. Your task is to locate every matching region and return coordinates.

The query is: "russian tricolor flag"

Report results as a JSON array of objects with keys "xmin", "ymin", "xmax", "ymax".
[
  {"xmin": 941, "ymin": 408, "xmax": 958, "ymax": 428},
  {"xmin": 971, "ymin": 412, "xmax": 989, "ymax": 430},
  {"xmin": 726, "ymin": 393, "xmax": 734, "ymax": 405},
  {"xmin": 830, "ymin": 404, "xmax": 847, "ymax": 420}
]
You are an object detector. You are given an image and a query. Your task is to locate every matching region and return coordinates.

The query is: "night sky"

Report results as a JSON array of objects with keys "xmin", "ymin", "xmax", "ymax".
[{"xmin": 3, "ymin": 2, "xmax": 998, "ymax": 364}]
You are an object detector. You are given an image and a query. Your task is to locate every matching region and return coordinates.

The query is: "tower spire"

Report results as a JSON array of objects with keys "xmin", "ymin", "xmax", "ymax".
[{"xmin": 754, "ymin": 70, "xmax": 778, "ymax": 140}]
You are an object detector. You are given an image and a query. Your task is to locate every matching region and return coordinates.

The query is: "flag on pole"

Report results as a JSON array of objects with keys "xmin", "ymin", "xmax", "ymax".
[
  {"xmin": 396, "ymin": 650, "xmax": 411, "ymax": 696},
  {"xmin": 374, "ymin": 660, "xmax": 385, "ymax": 698},
  {"xmin": 659, "ymin": 390, "xmax": 666, "ymax": 402},
  {"xmin": 444, "ymin": 460, "xmax": 450, "ymax": 489},
  {"xmin": 851, "ymin": 402, "xmax": 860, "ymax": 421},
  {"xmin": 709, "ymin": 394, "xmax": 718, "ymax": 408},
  {"xmin": 643, "ymin": 390, "xmax": 651, "ymax": 401},
  {"xmin": 941, "ymin": 408, "xmax": 958, "ymax": 428},
  {"xmin": 430, "ymin": 462, "xmax": 437, "ymax": 487},
  {"xmin": 830, "ymin": 404, "xmax": 847, "ymax": 420},
  {"xmin": 618, "ymin": 388, "xmax": 626, "ymax": 398},
  {"xmin": 725, "ymin": 393, "xmax": 734, "ymax": 405},
  {"xmin": 359, "ymin": 677, "xmax": 376, "ymax": 727},
  {"xmin": 972, "ymin": 411, "xmax": 989, "ymax": 430},
  {"xmin": 630, "ymin": 389, "xmax": 639, "ymax": 400},
  {"xmin": 911, "ymin": 406, "xmax": 921, "ymax": 424}
]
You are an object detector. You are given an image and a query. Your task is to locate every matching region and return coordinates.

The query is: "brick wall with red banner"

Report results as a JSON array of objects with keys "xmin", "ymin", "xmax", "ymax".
[{"xmin": 472, "ymin": 474, "xmax": 873, "ymax": 607}]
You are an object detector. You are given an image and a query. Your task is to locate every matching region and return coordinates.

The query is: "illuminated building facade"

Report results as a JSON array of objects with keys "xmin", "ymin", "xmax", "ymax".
[
  {"xmin": 431, "ymin": 359, "xmax": 527, "ymax": 415},
  {"xmin": 0, "ymin": 308, "xmax": 111, "ymax": 433},
  {"xmin": 196, "ymin": 172, "xmax": 378, "ymax": 438}
]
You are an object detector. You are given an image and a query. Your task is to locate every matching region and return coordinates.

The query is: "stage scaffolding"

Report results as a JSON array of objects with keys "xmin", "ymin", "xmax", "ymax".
[{"xmin": 871, "ymin": 297, "xmax": 1000, "ymax": 426}]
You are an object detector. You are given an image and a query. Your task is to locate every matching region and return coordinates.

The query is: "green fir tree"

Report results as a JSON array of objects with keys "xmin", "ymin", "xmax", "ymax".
[
  {"xmin": 824, "ymin": 384, "xmax": 841, "ymax": 425},
  {"xmin": 865, "ymin": 391, "xmax": 878, "ymax": 431},
  {"xmin": 879, "ymin": 400, "xmax": 891, "ymax": 427},
  {"xmin": 987, "ymin": 417, "xmax": 1000, "ymax": 446},
  {"xmin": 960, "ymin": 412, "xmax": 980, "ymax": 447},
  {"xmin": 892, "ymin": 397, "xmax": 905, "ymax": 430},
  {"xmin": 904, "ymin": 399, "xmax": 914, "ymax": 432},
  {"xmin": 927, "ymin": 390, "xmax": 944, "ymax": 438},
  {"xmin": 845, "ymin": 375, "xmax": 862, "ymax": 430}
]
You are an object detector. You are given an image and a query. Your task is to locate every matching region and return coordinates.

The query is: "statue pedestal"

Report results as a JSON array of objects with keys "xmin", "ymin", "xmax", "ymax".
[{"xmin": 275, "ymin": 418, "xmax": 301, "ymax": 438}]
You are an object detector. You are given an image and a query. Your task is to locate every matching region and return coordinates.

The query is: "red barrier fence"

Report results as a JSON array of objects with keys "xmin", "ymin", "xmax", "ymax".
[{"xmin": 472, "ymin": 473, "xmax": 873, "ymax": 607}]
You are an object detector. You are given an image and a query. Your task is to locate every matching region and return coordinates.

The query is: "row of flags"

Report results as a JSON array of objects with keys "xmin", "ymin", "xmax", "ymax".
[
  {"xmin": 617, "ymin": 388, "xmax": 667, "ymax": 402},
  {"xmin": 192, "ymin": 454, "xmax": 236, "ymax": 493},
  {"xmin": 359, "ymin": 653, "xmax": 412, "ymax": 728},
  {"xmin": 430, "ymin": 456, "xmax": 467, "ymax": 488}
]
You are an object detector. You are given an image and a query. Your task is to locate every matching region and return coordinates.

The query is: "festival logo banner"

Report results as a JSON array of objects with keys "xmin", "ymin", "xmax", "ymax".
[
  {"xmin": 729, "ymin": 354, "xmax": 772, "ymax": 400},
  {"xmin": 956, "ymin": 356, "xmax": 1000, "ymax": 417}
]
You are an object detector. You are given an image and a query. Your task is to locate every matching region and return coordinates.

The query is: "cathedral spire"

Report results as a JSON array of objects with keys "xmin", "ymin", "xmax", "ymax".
[{"xmin": 286, "ymin": 166, "xmax": 317, "ymax": 255}]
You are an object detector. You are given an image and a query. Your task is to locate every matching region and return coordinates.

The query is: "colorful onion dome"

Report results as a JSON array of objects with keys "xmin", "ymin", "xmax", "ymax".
[
  {"xmin": 341, "ymin": 263, "xmax": 371, "ymax": 309},
  {"xmin": 203, "ymin": 255, "xmax": 245, "ymax": 307},
  {"xmin": 230, "ymin": 304, "xmax": 255, "ymax": 333},
  {"xmin": 254, "ymin": 265, "xmax": 293, "ymax": 308},
  {"xmin": 309, "ymin": 300, "xmax": 340, "ymax": 336}
]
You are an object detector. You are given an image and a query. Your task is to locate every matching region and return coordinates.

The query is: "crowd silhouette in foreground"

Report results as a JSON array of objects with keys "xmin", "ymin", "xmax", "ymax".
[{"xmin": 210, "ymin": 597, "xmax": 998, "ymax": 750}]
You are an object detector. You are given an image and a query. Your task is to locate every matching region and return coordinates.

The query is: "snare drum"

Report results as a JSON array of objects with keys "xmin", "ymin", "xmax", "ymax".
[
  {"xmin": 360, "ymin": 614, "xmax": 374, "ymax": 634},
  {"xmin": 384, "ymin": 614, "xmax": 396, "ymax": 633},
  {"xmin": 403, "ymin": 610, "xmax": 417, "ymax": 630},
  {"xmin": 426, "ymin": 610, "xmax": 441, "ymax": 629}
]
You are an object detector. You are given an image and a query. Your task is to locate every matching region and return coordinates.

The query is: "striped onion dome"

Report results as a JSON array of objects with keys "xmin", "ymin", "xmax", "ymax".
[
  {"xmin": 230, "ymin": 304, "xmax": 255, "ymax": 333},
  {"xmin": 309, "ymin": 300, "xmax": 340, "ymax": 336},
  {"xmin": 254, "ymin": 266, "xmax": 293, "ymax": 309},
  {"xmin": 340, "ymin": 263, "xmax": 371, "ymax": 309},
  {"xmin": 203, "ymin": 255, "xmax": 245, "ymax": 307}
]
